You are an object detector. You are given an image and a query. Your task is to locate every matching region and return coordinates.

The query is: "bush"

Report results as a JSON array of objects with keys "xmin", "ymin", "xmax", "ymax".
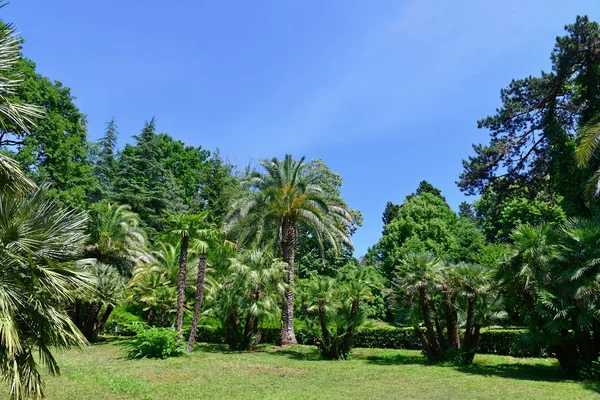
[
  {"xmin": 126, "ymin": 327, "xmax": 186, "ymax": 359},
  {"xmin": 103, "ymin": 306, "xmax": 146, "ymax": 336}
]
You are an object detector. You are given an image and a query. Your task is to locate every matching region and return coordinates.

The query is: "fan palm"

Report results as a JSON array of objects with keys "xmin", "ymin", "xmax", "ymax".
[
  {"xmin": 187, "ymin": 226, "xmax": 233, "ymax": 352},
  {"xmin": 395, "ymin": 253, "xmax": 445, "ymax": 361},
  {"xmin": 163, "ymin": 213, "xmax": 208, "ymax": 335},
  {"xmin": 86, "ymin": 203, "xmax": 149, "ymax": 276},
  {"xmin": 0, "ymin": 191, "xmax": 92, "ymax": 400},
  {"xmin": 225, "ymin": 155, "xmax": 353, "ymax": 345},
  {"xmin": 576, "ymin": 114, "xmax": 600, "ymax": 196},
  {"xmin": 210, "ymin": 249, "xmax": 287, "ymax": 350},
  {"xmin": 69, "ymin": 263, "xmax": 125, "ymax": 341},
  {"xmin": 500, "ymin": 219, "xmax": 600, "ymax": 371},
  {"xmin": 0, "ymin": 11, "xmax": 43, "ymax": 197},
  {"xmin": 449, "ymin": 262, "xmax": 493, "ymax": 364}
]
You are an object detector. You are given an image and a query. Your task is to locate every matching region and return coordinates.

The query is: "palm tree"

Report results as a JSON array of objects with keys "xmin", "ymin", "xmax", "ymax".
[
  {"xmin": 449, "ymin": 262, "xmax": 492, "ymax": 364},
  {"xmin": 576, "ymin": 114, "xmax": 600, "ymax": 196},
  {"xmin": 187, "ymin": 226, "xmax": 233, "ymax": 352},
  {"xmin": 396, "ymin": 253, "xmax": 445, "ymax": 361},
  {"xmin": 499, "ymin": 220, "xmax": 600, "ymax": 372},
  {"xmin": 163, "ymin": 213, "xmax": 206, "ymax": 336},
  {"xmin": 225, "ymin": 155, "xmax": 353, "ymax": 345},
  {"xmin": 86, "ymin": 202, "xmax": 149, "ymax": 276},
  {"xmin": 69, "ymin": 263, "xmax": 125, "ymax": 341},
  {"xmin": 210, "ymin": 249, "xmax": 287, "ymax": 350},
  {"xmin": 0, "ymin": 191, "xmax": 92, "ymax": 400}
]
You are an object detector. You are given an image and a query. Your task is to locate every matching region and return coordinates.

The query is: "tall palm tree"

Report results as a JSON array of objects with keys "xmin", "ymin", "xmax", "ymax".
[
  {"xmin": 187, "ymin": 226, "xmax": 233, "ymax": 352},
  {"xmin": 0, "ymin": 191, "xmax": 92, "ymax": 400},
  {"xmin": 163, "ymin": 213, "xmax": 206, "ymax": 336},
  {"xmin": 225, "ymin": 155, "xmax": 353, "ymax": 345},
  {"xmin": 128, "ymin": 241, "xmax": 193, "ymax": 327}
]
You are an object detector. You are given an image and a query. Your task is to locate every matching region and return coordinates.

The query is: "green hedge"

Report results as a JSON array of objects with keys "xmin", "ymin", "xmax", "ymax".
[{"xmin": 193, "ymin": 326, "xmax": 548, "ymax": 357}]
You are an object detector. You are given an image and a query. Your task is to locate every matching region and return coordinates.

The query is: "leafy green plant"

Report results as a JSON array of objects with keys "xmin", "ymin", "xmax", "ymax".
[
  {"xmin": 299, "ymin": 269, "xmax": 372, "ymax": 359},
  {"xmin": 126, "ymin": 327, "xmax": 186, "ymax": 359}
]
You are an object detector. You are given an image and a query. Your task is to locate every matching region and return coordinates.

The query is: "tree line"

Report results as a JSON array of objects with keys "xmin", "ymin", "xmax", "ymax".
[{"xmin": 2, "ymin": 7, "xmax": 600, "ymax": 400}]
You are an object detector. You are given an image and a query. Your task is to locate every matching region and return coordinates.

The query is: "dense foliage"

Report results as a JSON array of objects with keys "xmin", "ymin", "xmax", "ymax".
[{"xmin": 3, "ymin": 4, "xmax": 600, "ymax": 398}]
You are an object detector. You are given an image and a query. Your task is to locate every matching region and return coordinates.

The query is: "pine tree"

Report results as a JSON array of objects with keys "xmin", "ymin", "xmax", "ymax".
[{"xmin": 112, "ymin": 118, "xmax": 185, "ymax": 237}]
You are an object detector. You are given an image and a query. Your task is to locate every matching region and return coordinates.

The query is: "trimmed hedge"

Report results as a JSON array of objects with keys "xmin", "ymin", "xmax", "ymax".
[{"xmin": 193, "ymin": 326, "xmax": 548, "ymax": 357}]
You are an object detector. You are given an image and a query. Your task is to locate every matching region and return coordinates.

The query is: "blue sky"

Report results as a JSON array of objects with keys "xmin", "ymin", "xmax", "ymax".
[{"xmin": 6, "ymin": 1, "xmax": 600, "ymax": 256}]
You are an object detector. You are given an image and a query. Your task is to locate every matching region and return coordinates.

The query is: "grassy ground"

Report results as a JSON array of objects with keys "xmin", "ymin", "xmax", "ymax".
[{"xmin": 7, "ymin": 340, "xmax": 600, "ymax": 400}]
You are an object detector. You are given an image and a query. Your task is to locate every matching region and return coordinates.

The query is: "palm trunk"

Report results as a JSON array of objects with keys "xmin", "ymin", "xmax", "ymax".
[
  {"xmin": 95, "ymin": 304, "xmax": 114, "ymax": 335},
  {"xmin": 318, "ymin": 303, "xmax": 331, "ymax": 352},
  {"xmin": 280, "ymin": 217, "xmax": 298, "ymax": 345},
  {"xmin": 159, "ymin": 305, "xmax": 168, "ymax": 327},
  {"xmin": 176, "ymin": 235, "xmax": 189, "ymax": 337},
  {"xmin": 147, "ymin": 308, "xmax": 155, "ymax": 326},
  {"xmin": 414, "ymin": 325, "xmax": 435, "ymax": 360},
  {"xmin": 430, "ymin": 300, "xmax": 446, "ymax": 352},
  {"xmin": 443, "ymin": 290, "xmax": 460, "ymax": 349},
  {"xmin": 463, "ymin": 325, "xmax": 482, "ymax": 365},
  {"xmin": 342, "ymin": 299, "xmax": 360, "ymax": 354},
  {"xmin": 463, "ymin": 296, "xmax": 476, "ymax": 349},
  {"xmin": 187, "ymin": 252, "xmax": 208, "ymax": 352},
  {"xmin": 419, "ymin": 286, "xmax": 442, "ymax": 360},
  {"xmin": 83, "ymin": 302, "xmax": 101, "ymax": 342}
]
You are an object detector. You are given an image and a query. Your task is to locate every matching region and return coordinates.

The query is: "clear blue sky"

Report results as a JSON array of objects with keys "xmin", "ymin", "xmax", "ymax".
[{"xmin": 6, "ymin": 1, "xmax": 600, "ymax": 256}]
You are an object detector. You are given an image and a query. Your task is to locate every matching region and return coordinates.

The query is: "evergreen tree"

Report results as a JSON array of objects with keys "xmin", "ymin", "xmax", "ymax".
[
  {"xmin": 92, "ymin": 117, "xmax": 119, "ymax": 199},
  {"xmin": 112, "ymin": 118, "xmax": 184, "ymax": 236},
  {"xmin": 459, "ymin": 16, "xmax": 600, "ymax": 217}
]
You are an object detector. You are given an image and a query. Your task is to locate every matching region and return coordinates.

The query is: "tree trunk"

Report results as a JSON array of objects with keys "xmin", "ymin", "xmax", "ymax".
[
  {"xmin": 159, "ymin": 305, "xmax": 168, "ymax": 327},
  {"xmin": 280, "ymin": 217, "xmax": 298, "ymax": 345},
  {"xmin": 463, "ymin": 296, "xmax": 476, "ymax": 351},
  {"xmin": 553, "ymin": 329, "xmax": 579, "ymax": 373},
  {"xmin": 147, "ymin": 308, "xmax": 155, "ymax": 326},
  {"xmin": 579, "ymin": 329, "xmax": 594, "ymax": 366},
  {"xmin": 176, "ymin": 235, "xmax": 189, "ymax": 338},
  {"xmin": 414, "ymin": 325, "xmax": 435, "ymax": 360},
  {"xmin": 443, "ymin": 290, "xmax": 460, "ymax": 350},
  {"xmin": 593, "ymin": 321, "xmax": 600, "ymax": 361},
  {"xmin": 187, "ymin": 252, "xmax": 208, "ymax": 352},
  {"xmin": 464, "ymin": 325, "xmax": 482, "ymax": 365},
  {"xmin": 83, "ymin": 302, "xmax": 101, "ymax": 342},
  {"xmin": 95, "ymin": 304, "xmax": 114, "ymax": 335},
  {"xmin": 318, "ymin": 303, "xmax": 331, "ymax": 352},
  {"xmin": 342, "ymin": 299, "xmax": 360, "ymax": 354},
  {"xmin": 419, "ymin": 286, "xmax": 442, "ymax": 360},
  {"xmin": 430, "ymin": 300, "xmax": 446, "ymax": 352}
]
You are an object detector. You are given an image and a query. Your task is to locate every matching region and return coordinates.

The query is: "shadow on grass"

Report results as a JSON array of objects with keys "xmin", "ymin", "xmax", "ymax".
[{"xmin": 364, "ymin": 351, "xmax": 599, "ymax": 391}]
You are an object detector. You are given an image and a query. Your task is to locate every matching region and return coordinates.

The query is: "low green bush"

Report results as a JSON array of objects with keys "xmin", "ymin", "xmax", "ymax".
[
  {"xmin": 126, "ymin": 327, "xmax": 186, "ymax": 359},
  {"xmin": 191, "ymin": 326, "xmax": 548, "ymax": 357}
]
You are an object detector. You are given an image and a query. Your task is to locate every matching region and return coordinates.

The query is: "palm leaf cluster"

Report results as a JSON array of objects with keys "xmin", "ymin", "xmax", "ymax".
[
  {"xmin": 394, "ymin": 253, "xmax": 499, "ymax": 364},
  {"xmin": 498, "ymin": 219, "xmax": 600, "ymax": 371},
  {"xmin": 225, "ymin": 154, "xmax": 354, "ymax": 345},
  {"xmin": 0, "ymin": 192, "xmax": 92, "ymax": 399},
  {"xmin": 226, "ymin": 155, "xmax": 353, "ymax": 254},
  {"xmin": 210, "ymin": 249, "xmax": 287, "ymax": 350},
  {"xmin": 299, "ymin": 269, "xmax": 372, "ymax": 359}
]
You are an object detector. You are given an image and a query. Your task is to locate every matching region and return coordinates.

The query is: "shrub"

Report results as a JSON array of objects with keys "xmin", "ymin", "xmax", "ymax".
[{"xmin": 126, "ymin": 327, "xmax": 186, "ymax": 359}]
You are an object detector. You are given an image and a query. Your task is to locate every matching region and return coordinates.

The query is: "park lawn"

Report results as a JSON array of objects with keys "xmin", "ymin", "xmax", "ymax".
[{"xmin": 7, "ymin": 341, "xmax": 599, "ymax": 400}]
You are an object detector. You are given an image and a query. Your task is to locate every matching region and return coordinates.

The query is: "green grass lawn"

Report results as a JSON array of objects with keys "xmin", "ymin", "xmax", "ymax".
[{"xmin": 7, "ymin": 340, "xmax": 599, "ymax": 400}]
